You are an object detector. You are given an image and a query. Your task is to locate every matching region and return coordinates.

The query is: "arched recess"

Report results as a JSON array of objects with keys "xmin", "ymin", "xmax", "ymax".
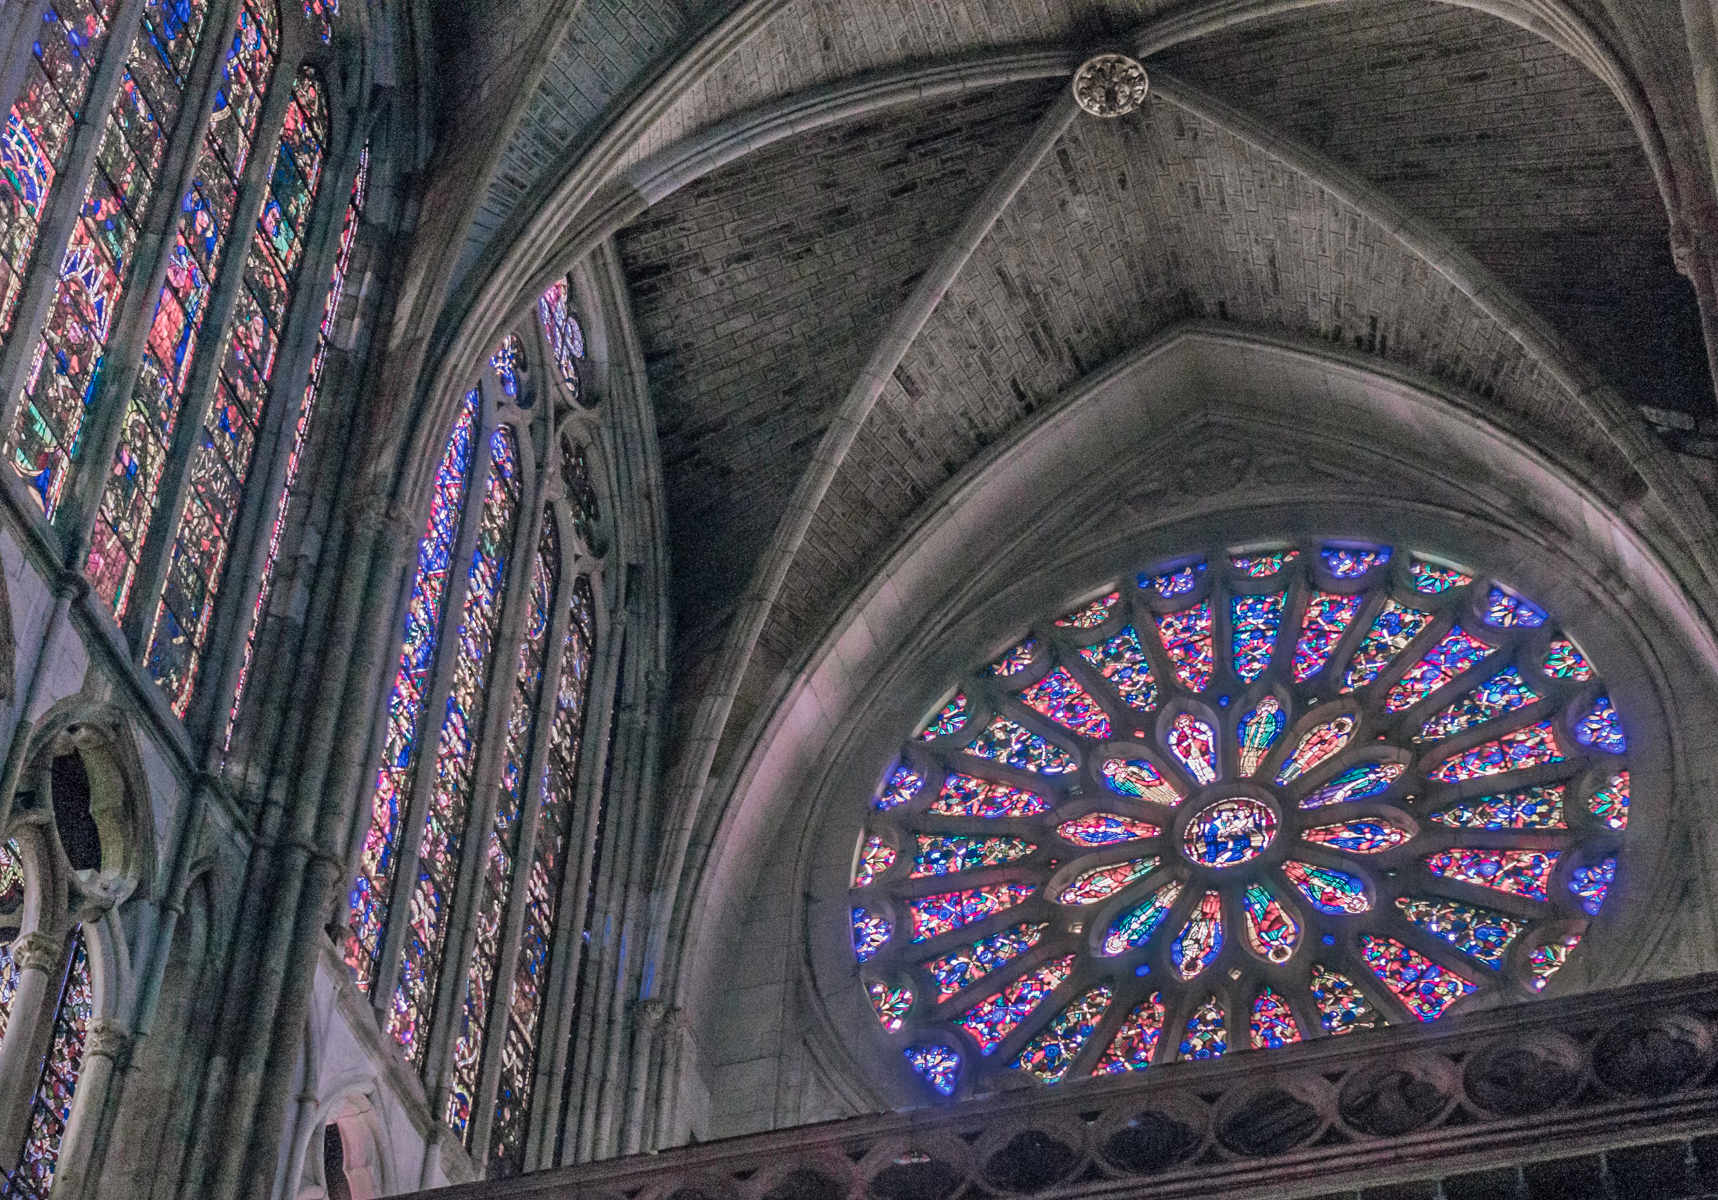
[{"xmin": 681, "ymin": 327, "xmax": 1718, "ymax": 1125}]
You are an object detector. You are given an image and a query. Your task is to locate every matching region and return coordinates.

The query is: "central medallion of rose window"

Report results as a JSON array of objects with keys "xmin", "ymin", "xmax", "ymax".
[{"xmin": 1183, "ymin": 797, "xmax": 1276, "ymax": 867}]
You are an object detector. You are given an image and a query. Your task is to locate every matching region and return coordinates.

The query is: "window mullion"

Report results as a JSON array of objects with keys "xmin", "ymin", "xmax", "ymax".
[{"xmin": 121, "ymin": 46, "xmax": 302, "ymax": 663}]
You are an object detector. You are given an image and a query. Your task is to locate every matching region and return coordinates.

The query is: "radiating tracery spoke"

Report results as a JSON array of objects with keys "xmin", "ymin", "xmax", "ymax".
[{"xmin": 849, "ymin": 540, "xmax": 1630, "ymax": 1097}]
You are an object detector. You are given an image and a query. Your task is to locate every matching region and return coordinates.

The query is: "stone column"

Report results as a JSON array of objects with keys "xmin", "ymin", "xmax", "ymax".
[
  {"xmin": 50, "ymin": 1017, "xmax": 128, "ymax": 1200},
  {"xmin": 0, "ymin": 932, "xmax": 64, "ymax": 1164}
]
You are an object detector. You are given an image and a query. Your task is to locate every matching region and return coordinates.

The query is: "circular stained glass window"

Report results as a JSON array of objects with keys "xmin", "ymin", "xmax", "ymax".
[{"xmin": 847, "ymin": 542, "xmax": 1628, "ymax": 1099}]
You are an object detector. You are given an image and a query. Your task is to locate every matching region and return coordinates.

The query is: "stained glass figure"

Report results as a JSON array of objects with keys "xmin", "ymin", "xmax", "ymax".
[
  {"xmin": 1166, "ymin": 713, "xmax": 1218, "ymax": 785},
  {"xmin": 1231, "ymin": 593, "xmax": 1285, "ymax": 682},
  {"xmin": 1093, "ymin": 996, "xmax": 1165, "ymax": 1073},
  {"xmin": 1416, "ymin": 668, "xmax": 1541, "ymax": 742},
  {"xmin": 1156, "ymin": 602, "xmax": 1214, "ymax": 692},
  {"xmin": 989, "ymin": 638, "xmax": 1037, "ymax": 676},
  {"xmin": 1298, "ymin": 761, "xmax": 1406, "ymax": 810},
  {"xmin": 1056, "ymin": 858, "xmax": 1159, "ymax": 906},
  {"xmin": 1231, "ymin": 549, "xmax": 1298, "ymax": 577},
  {"xmin": 869, "ymin": 981, "xmax": 913, "ymax": 1031},
  {"xmin": 1275, "ymin": 716, "xmax": 1356, "ymax": 785},
  {"xmin": 905, "ymin": 1045, "xmax": 961, "ymax": 1095},
  {"xmin": 852, "ymin": 909, "xmax": 890, "ymax": 961},
  {"xmin": 1589, "ymin": 772, "xmax": 1629, "ymax": 831},
  {"xmin": 1429, "ymin": 786, "xmax": 1566, "ymax": 830},
  {"xmin": 15, "ymin": 931, "xmax": 91, "ymax": 1197},
  {"xmin": 1021, "ymin": 667, "xmax": 1112, "ymax": 739},
  {"xmin": 1281, "ymin": 860, "xmax": 1369, "ymax": 914},
  {"xmin": 1183, "ymin": 797, "xmax": 1276, "ymax": 867},
  {"xmin": 1098, "ymin": 757, "xmax": 1181, "ymax": 806},
  {"xmin": 1237, "ymin": 695, "xmax": 1286, "ymax": 776},
  {"xmin": 876, "ymin": 766, "xmax": 924, "ymax": 811},
  {"xmin": 1250, "ymin": 989, "xmax": 1301, "ymax": 1049},
  {"xmin": 1343, "ymin": 600, "xmax": 1433, "ymax": 692},
  {"xmin": 1483, "ymin": 586, "xmax": 1548, "ymax": 629},
  {"xmin": 1170, "ymin": 891, "xmax": 1224, "ymax": 980},
  {"xmin": 1385, "ymin": 626, "xmax": 1492, "ymax": 712},
  {"xmin": 1528, "ymin": 935, "xmax": 1581, "ymax": 991},
  {"xmin": 911, "ymin": 835, "xmax": 1036, "ymax": 878},
  {"xmin": 491, "ymin": 332, "xmax": 522, "ymax": 398},
  {"xmin": 922, "ymin": 923, "xmax": 1049, "ymax": 1002},
  {"xmin": 1144, "ymin": 563, "xmax": 1205, "ymax": 598},
  {"xmin": 347, "ymin": 392, "xmax": 476, "ymax": 992},
  {"xmin": 1056, "ymin": 813, "xmax": 1158, "ymax": 847},
  {"xmin": 1178, "ymin": 995, "xmax": 1226, "ymax": 1059},
  {"xmin": 1428, "ymin": 722, "xmax": 1564, "ymax": 783},
  {"xmin": 1424, "ymin": 848, "xmax": 1559, "ymax": 901},
  {"xmin": 1396, "ymin": 898, "xmax": 1524, "ymax": 968},
  {"xmin": 956, "ymin": 956, "xmax": 1075, "ymax": 1054},
  {"xmin": 1322, "ymin": 545, "xmax": 1391, "ymax": 579},
  {"xmin": 854, "ymin": 836, "xmax": 895, "ymax": 887},
  {"xmin": 1573, "ymin": 696, "xmax": 1626, "ymax": 754},
  {"xmin": 1012, "ymin": 987, "xmax": 1112, "ymax": 1082},
  {"xmin": 1077, "ymin": 626, "xmax": 1158, "ymax": 711},
  {"xmin": 1293, "ymin": 592, "xmax": 1364, "ymax": 681},
  {"xmin": 964, "ymin": 717, "xmax": 1077, "ymax": 774},
  {"xmin": 1569, "ymin": 858, "xmax": 1615, "ymax": 915},
  {"xmin": 1056, "ymin": 592, "xmax": 1119, "ymax": 629},
  {"xmin": 1544, "ymin": 637, "xmax": 1594, "ymax": 681},
  {"xmin": 919, "ymin": 693, "xmax": 969, "ymax": 740},
  {"xmin": 1362, "ymin": 936, "xmax": 1475, "ymax": 1020},
  {"xmin": 931, "ymin": 773, "xmax": 1050, "ymax": 818},
  {"xmin": 1301, "ymin": 819, "xmax": 1410, "ymax": 854},
  {"xmin": 1410, "ymin": 559, "xmax": 1474, "ymax": 593},
  {"xmin": 538, "ymin": 278, "xmax": 583, "ymax": 396},
  {"xmin": 1102, "ymin": 880, "xmax": 1184, "ymax": 956},
  {"xmin": 1310, "ymin": 965, "xmax": 1379, "ymax": 1035},
  {"xmin": 909, "ymin": 884, "xmax": 1037, "ymax": 941},
  {"xmin": 1241, "ymin": 883, "xmax": 1298, "ymax": 963}
]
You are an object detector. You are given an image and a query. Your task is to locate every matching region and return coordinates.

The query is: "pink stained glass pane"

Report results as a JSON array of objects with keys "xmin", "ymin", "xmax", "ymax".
[
  {"xmin": 1166, "ymin": 713, "xmax": 1217, "ymax": 785},
  {"xmin": 1156, "ymin": 602, "xmax": 1213, "ymax": 691},
  {"xmin": 1237, "ymin": 695, "xmax": 1285, "ymax": 777},
  {"xmin": 1589, "ymin": 771, "xmax": 1629, "ymax": 831},
  {"xmin": 1056, "ymin": 813, "xmax": 1158, "ymax": 847},
  {"xmin": 1183, "ymin": 797, "xmax": 1275, "ymax": 868},
  {"xmin": 1415, "ymin": 667, "xmax": 1540, "ymax": 743},
  {"xmin": 1281, "ymin": 860, "xmax": 1369, "ymax": 914},
  {"xmin": 1299, "ymin": 761, "xmax": 1405, "ymax": 809},
  {"xmin": 1429, "ymin": 785, "xmax": 1566, "ymax": 830},
  {"xmin": 1020, "ymin": 667, "xmax": 1112, "ymax": 739},
  {"xmin": 537, "ymin": 278, "xmax": 583, "ymax": 396},
  {"xmin": 852, "ymin": 908, "xmax": 889, "ymax": 962},
  {"xmin": 922, "ymin": 922, "xmax": 1049, "ymax": 1003},
  {"xmin": 1428, "ymin": 721, "xmax": 1564, "ymax": 783},
  {"xmin": 1528, "ymin": 934, "xmax": 1581, "ymax": 991},
  {"xmin": 1342, "ymin": 600, "xmax": 1433, "ymax": 692},
  {"xmin": 905, "ymin": 1045, "xmax": 961, "ymax": 1095},
  {"xmin": 1483, "ymin": 585, "xmax": 1547, "ymax": 629},
  {"xmin": 226, "ymin": 144, "xmax": 367, "ymax": 748},
  {"xmin": 1056, "ymin": 591, "xmax": 1119, "ymax": 629},
  {"xmin": 1384, "ymin": 626, "xmax": 1492, "ymax": 713},
  {"xmin": 1573, "ymin": 696, "xmax": 1627, "ymax": 754},
  {"xmin": 1241, "ymin": 882, "xmax": 1298, "ymax": 963},
  {"xmin": 868, "ymin": 980, "xmax": 913, "ymax": 1032},
  {"xmin": 1093, "ymin": 995, "xmax": 1165, "ymax": 1074},
  {"xmin": 1077, "ymin": 625, "xmax": 1159, "ymax": 712},
  {"xmin": 15, "ymin": 931, "xmax": 91, "ymax": 1199},
  {"xmin": 1424, "ymin": 847, "xmax": 1561, "ymax": 901},
  {"xmin": 929, "ymin": 772, "xmax": 1049, "ymax": 818},
  {"xmin": 963, "ymin": 717, "xmax": 1077, "ymax": 775},
  {"xmin": 853, "ymin": 836, "xmax": 896, "ymax": 887},
  {"xmin": 1322, "ymin": 545, "xmax": 1391, "ymax": 579},
  {"xmin": 446, "ymin": 524, "xmax": 557, "ymax": 1141},
  {"xmin": 1178, "ymin": 995, "xmax": 1226, "ymax": 1059},
  {"xmin": 1275, "ymin": 716, "xmax": 1356, "ymax": 786},
  {"xmin": 388, "ymin": 426, "xmax": 524, "ymax": 1065},
  {"xmin": 956, "ymin": 955, "xmax": 1075, "ymax": 1054},
  {"xmin": 1310, "ymin": 965, "xmax": 1379, "ymax": 1035},
  {"xmin": 1099, "ymin": 757, "xmax": 1181, "ymax": 806},
  {"xmin": 909, "ymin": 883, "xmax": 1037, "ymax": 942},
  {"xmin": 92, "ymin": 0, "xmax": 278, "ymax": 619},
  {"xmin": 875, "ymin": 765, "xmax": 924, "ymax": 811},
  {"xmin": 1543, "ymin": 637, "xmax": 1594, "ymax": 681},
  {"xmin": 1101, "ymin": 880, "xmax": 1183, "ymax": 956},
  {"xmin": 918, "ymin": 692, "xmax": 969, "ymax": 740},
  {"xmin": 346, "ymin": 391, "xmax": 476, "ymax": 991},
  {"xmin": 1250, "ymin": 988, "xmax": 1301, "ymax": 1050},
  {"xmin": 1293, "ymin": 592, "xmax": 1363, "ymax": 681},
  {"xmin": 1231, "ymin": 592, "xmax": 1285, "ymax": 683},
  {"xmin": 151, "ymin": 70, "xmax": 327, "ymax": 714},
  {"xmin": 1301, "ymin": 818, "xmax": 1410, "ymax": 854},
  {"xmin": 1011, "ymin": 986, "xmax": 1111, "ymax": 1082},
  {"xmin": 1170, "ymin": 890, "xmax": 1223, "ymax": 980},
  {"xmin": 1362, "ymin": 935, "xmax": 1475, "ymax": 1021},
  {"xmin": 988, "ymin": 637, "xmax": 1036, "ymax": 677},
  {"xmin": 1410, "ymin": 558, "xmax": 1474, "ymax": 594},
  {"xmin": 1395, "ymin": 897, "xmax": 1524, "ymax": 969},
  {"xmin": 911, "ymin": 835, "xmax": 1036, "ymax": 879},
  {"xmin": 1056, "ymin": 857, "xmax": 1160, "ymax": 906},
  {"xmin": 1230, "ymin": 549, "xmax": 1298, "ymax": 578}
]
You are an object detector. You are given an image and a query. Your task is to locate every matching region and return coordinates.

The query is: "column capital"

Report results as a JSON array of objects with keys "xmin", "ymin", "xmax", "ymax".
[
  {"xmin": 11, "ymin": 931, "xmax": 62, "ymax": 973},
  {"xmin": 84, "ymin": 1018, "xmax": 130, "ymax": 1061}
]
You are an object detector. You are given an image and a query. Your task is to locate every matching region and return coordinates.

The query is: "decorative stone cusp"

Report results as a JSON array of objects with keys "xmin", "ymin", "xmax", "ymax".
[{"xmin": 1073, "ymin": 54, "xmax": 1149, "ymax": 118}]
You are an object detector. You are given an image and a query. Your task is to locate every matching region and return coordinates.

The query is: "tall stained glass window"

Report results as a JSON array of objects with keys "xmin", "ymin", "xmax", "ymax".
[
  {"xmin": 856, "ymin": 540, "xmax": 1629, "ymax": 1097},
  {"xmin": 13, "ymin": 930, "xmax": 91, "ymax": 1198}
]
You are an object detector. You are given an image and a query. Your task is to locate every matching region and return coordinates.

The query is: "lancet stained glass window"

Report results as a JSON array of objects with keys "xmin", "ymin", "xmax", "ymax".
[
  {"xmin": 852, "ymin": 539, "xmax": 1629, "ymax": 1098},
  {"xmin": 15, "ymin": 929, "xmax": 91, "ymax": 1198}
]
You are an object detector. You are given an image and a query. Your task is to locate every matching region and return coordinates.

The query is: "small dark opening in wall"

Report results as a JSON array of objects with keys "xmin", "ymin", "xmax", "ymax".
[
  {"xmin": 323, "ymin": 1124, "xmax": 353, "ymax": 1200},
  {"xmin": 51, "ymin": 751, "xmax": 100, "ymax": 872}
]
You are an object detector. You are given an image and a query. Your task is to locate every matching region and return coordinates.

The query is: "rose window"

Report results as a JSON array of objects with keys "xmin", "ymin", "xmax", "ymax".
[{"xmin": 846, "ymin": 542, "xmax": 1628, "ymax": 1100}]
